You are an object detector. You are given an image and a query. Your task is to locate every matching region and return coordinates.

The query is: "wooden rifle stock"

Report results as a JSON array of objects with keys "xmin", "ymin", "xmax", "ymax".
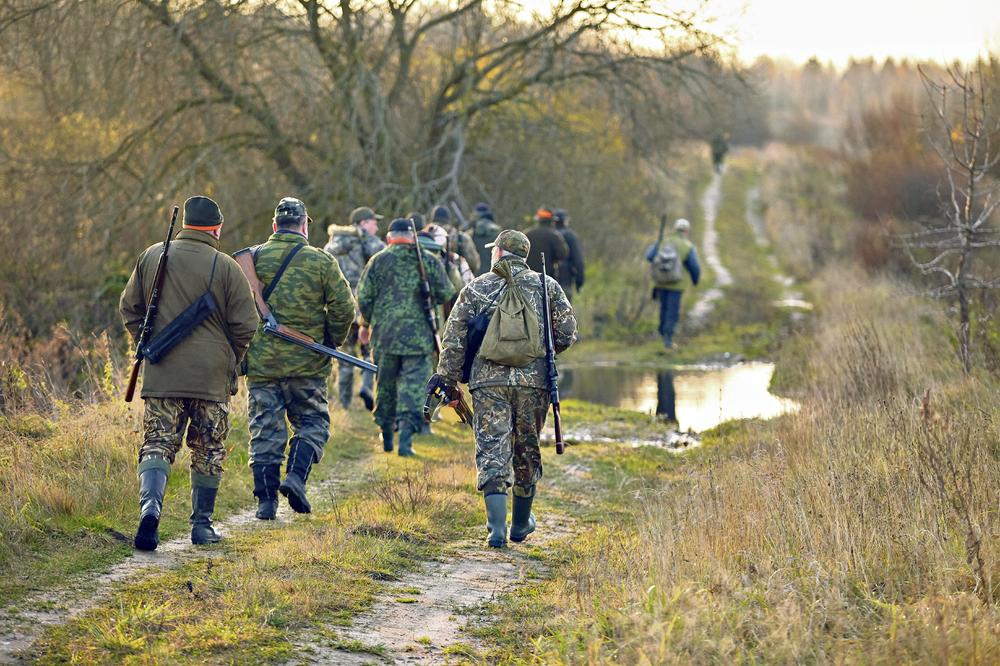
[
  {"xmin": 539, "ymin": 252, "xmax": 565, "ymax": 454},
  {"xmin": 125, "ymin": 205, "xmax": 179, "ymax": 403},
  {"xmin": 233, "ymin": 248, "xmax": 377, "ymax": 373}
]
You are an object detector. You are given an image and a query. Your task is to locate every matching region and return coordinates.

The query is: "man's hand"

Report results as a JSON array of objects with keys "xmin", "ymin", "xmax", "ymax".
[
  {"xmin": 424, "ymin": 373, "xmax": 473, "ymax": 426},
  {"xmin": 358, "ymin": 325, "xmax": 371, "ymax": 346}
]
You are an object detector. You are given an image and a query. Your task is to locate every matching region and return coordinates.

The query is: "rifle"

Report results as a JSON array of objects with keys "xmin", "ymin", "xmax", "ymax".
[
  {"xmin": 233, "ymin": 248, "xmax": 377, "ymax": 373},
  {"xmin": 424, "ymin": 374, "xmax": 473, "ymax": 427},
  {"xmin": 442, "ymin": 233, "xmax": 455, "ymax": 320},
  {"xmin": 539, "ymin": 252, "xmax": 565, "ymax": 454},
  {"xmin": 125, "ymin": 206, "xmax": 179, "ymax": 403},
  {"xmin": 410, "ymin": 218, "xmax": 442, "ymax": 356}
]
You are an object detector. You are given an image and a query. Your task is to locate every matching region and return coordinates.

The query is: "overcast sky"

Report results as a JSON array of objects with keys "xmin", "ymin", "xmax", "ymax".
[{"xmin": 708, "ymin": 0, "xmax": 1000, "ymax": 65}]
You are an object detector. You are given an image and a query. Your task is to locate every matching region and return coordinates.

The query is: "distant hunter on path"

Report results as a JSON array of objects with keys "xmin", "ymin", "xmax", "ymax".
[
  {"xmin": 119, "ymin": 196, "xmax": 259, "ymax": 551},
  {"xmin": 324, "ymin": 206, "xmax": 386, "ymax": 411},
  {"xmin": 244, "ymin": 197, "xmax": 356, "ymax": 519},
  {"xmin": 357, "ymin": 218, "xmax": 455, "ymax": 456},
  {"xmin": 432, "ymin": 229, "xmax": 577, "ymax": 548},
  {"xmin": 525, "ymin": 207, "xmax": 570, "ymax": 277},
  {"xmin": 646, "ymin": 217, "xmax": 701, "ymax": 349}
]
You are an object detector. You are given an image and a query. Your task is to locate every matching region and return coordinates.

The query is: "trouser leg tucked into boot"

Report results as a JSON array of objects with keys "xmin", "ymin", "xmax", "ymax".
[
  {"xmin": 381, "ymin": 426, "xmax": 394, "ymax": 453},
  {"xmin": 134, "ymin": 464, "xmax": 168, "ymax": 552},
  {"xmin": 280, "ymin": 440, "xmax": 315, "ymax": 514},
  {"xmin": 484, "ymin": 493, "xmax": 508, "ymax": 548},
  {"xmin": 190, "ymin": 483, "xmax": 221, "ymax": 545},
  {"xmin": 397, "ymin": 422, "xmax": 416, "ymax": 457},
  {"xmin": 509, "ymin": 491, "xmax": 537, "ymax": 543},
  {"xmin": 252, "ymin": 463, "xmax": 280, "ymax": 520}
]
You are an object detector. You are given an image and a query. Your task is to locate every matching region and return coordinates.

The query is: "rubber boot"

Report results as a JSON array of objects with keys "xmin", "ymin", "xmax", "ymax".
[
  {"xmin": 484, "ymin": 493, "xmax": 508, "ymax": 548},
  {"xmin": 279, "ymin": 441, "xmax": 314, "ymax": 514},
  {"xmin": 509, "ymin": 494, "xmax": 537, "ymax": 543},
  {"xmin": 252, "ymin": 464, "xmax": 280, "ymax": 520},
  {"xmin": 359, "ymin": 369, "xmax": 375, "ymax": 412},
  {"xmin": 397, "ymin": 423, "xmax": 416, "ymax": 457},
  {"xmin": 134, "ymin": 468, "xmax": 168, "ymax": 552},
  {"xmin": 381, "ymin": 426, "xmax": 394, "ymax": 453},
  {"xmin": 190, "ymin": 485, "xmax": 222, "ymax": 545}
]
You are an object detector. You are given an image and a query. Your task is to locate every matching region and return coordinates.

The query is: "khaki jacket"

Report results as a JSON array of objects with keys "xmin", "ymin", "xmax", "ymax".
[{"xmin": 120, "ymin": 229, "xmax": 259, "ymax": 401}]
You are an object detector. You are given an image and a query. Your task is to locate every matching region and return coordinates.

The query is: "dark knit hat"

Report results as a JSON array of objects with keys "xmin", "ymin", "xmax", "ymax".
[
  {"xmin": 388, "ymin": 218, "xmax": 414, "ymax": 233},
  {"xmin": 474, "ymin": 202, "xmax": 491, "ymax": 216},
  {"xmin": 408, "ymin": 212, "xmax": 425, "ymax": 229},
  {"xmin": 535, "ymin": 207, "xmax": 554, "ymax": 223},
  {"xmin": 431, "ymin": 205, "xmax": 450, "ymax": 223},
  {"xmin": 182, "ymin": 196, "xmax": 223, "ymax": 229},
  {"xmin": 553, "ymin": 208, "xmax": 569, "ymax": 225}
]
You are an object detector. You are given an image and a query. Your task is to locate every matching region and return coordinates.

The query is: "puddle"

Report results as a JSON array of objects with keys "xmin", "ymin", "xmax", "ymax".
[{"xmin": 560, "ymin": 362, "xmax": 798, "ymax": 433}]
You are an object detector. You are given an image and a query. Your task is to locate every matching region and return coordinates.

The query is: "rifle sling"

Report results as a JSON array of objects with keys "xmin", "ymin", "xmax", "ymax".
[{"xmin": 262, "ymin": 242, "xmax": 306, "ymax": 302}]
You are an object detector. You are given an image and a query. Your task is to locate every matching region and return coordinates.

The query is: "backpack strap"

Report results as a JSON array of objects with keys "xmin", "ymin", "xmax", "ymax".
[{"xmin": 262, "ymin": 242, "xmax": 306, "ymax": 302}]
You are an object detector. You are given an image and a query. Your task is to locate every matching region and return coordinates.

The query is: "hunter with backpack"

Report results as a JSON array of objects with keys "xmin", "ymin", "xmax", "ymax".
[
  {"xmin": 431, "ymin": 229, "xmax": 577, "ymax": 549},
  {"xmin": 645, "ymin": 217, "xmax": 701, "ymax": 349}
]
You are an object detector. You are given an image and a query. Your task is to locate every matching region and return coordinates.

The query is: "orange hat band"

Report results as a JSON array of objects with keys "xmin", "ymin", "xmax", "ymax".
[{"xmin": 183, "ymin": 223, "xmax": 223, "ymax": 232}]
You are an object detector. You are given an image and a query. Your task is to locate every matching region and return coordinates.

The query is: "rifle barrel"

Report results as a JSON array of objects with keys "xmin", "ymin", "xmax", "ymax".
[
  {"xmin": 125, "ymin": 205, "xmax": 178, "ymax": 403},
  {"xmin": 540, "ymin": 252, "xmax": 565, "ymax": 454}
]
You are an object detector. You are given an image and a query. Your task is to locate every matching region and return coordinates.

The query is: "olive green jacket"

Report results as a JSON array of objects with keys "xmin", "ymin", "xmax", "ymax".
[
  {"xmin": 245, "ymin": 231, "xmax": 356, "ymax": 382},
  {"xmin": 120, "ymin": 228, "xmax": 259, "ymax": 402}
]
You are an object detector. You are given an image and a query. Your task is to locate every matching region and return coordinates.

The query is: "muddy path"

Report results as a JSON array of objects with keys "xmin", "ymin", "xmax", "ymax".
[
  {"xmin": 0, "ymin": 469, "xmax": 354, "ymax": 664},
  {"xmin": 301, "ymin": 513, "xmax": 576, "ymax": 665},
  {"xmin": 745, "ymin": 186, "xmax": 812, "ymax": 313},
  {"xmin": 689, "ymin": 169, "xmax": 732, "ymax": 327}
]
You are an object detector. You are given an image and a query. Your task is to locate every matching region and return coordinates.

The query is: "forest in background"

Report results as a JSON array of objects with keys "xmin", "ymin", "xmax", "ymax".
[{"xmin": 0, "ymin": 1, "xmax": 998, "ymax": 410}]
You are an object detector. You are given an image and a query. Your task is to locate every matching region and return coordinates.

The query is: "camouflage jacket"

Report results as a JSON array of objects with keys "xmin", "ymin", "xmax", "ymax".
[
  {"xmin": 246, "ymin": 231, "xmax": 356, "ymax": 382},
  {"xmin": 357, "ymin": 241, "xmax": 456, "ymax": 356},
  {"xmin": 437, "ymin": 255, "xmax": 577, "ymax": 390},
  {"xmin": 323, "ymin": 225, "xmax": 386, "ymax": 292},
  {"xmin": 471, "ymin": 216, "xmax": 501, "ymax": 276}
]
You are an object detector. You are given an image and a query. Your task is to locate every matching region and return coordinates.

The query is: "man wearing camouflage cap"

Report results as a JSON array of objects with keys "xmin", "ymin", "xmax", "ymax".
[
  {"xmin": 120, "ymin": 196, "xmax": 259, "ymax": 550},
  {"xmin": 432, "ymin": 229, "xmax": 577, "ymax": 548},
  {"xmin": 324, "ymin": 206, "xmax": 386, "ymax": 411},
  {"xmin": 245, "ymin": 197, "xmax": 356, "ymax": 518},
  {"xmin": 357, "ymin": 218, "xmax": 455, "ymax": 456}
]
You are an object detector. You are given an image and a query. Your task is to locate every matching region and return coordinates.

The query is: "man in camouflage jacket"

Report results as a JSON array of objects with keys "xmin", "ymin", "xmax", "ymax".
[
  {"xmin": 357, "ymin": 218, "xmax": 455, "ymax": 456},
  {"xmin": 324, "ymin": 206, "xmax": 386, "ymax": 410},
  {"xmin": 120, "ymin": 195, "xmax": 259, "ymax": 551},
  {"xmin": 246, "ymin": 197, "xmax": 356, "ymax": 519},
  {"xmin": 432, "ymin": 229, "xmax": 577, "ymax": 548}
]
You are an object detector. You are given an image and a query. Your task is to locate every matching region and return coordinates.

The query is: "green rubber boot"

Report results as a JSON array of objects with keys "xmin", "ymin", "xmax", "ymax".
[
  {"xmin": 484, "ymin": 493, "xmax": 508, "ymax": 548},
  {"xmin": 509, "ymin": 494, "xmax": 536, "ymax": 543},
  {"xmin": 397, "ymin": 423, "xmax": 416, "ymax": 457},
  {"xmin": 134, "ymin": 467, "xmax": 168, "ymax": 552}
]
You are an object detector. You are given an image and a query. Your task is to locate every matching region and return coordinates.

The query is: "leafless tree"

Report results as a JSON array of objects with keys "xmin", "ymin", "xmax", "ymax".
[{"xmin": 902, "ymin": 61, "xmax": 1000, "ymax": 374}]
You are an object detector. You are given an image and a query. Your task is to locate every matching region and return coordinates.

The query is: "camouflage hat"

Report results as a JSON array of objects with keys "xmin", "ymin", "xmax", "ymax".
[
  {"xmin": 485, "ymin": 229, "xmax": 530, "ymax": 258},
  {"xmin": 274, "ymin": 197, "xmax": 307, "ymax": 220},
  {"xmin": 350, "ymin": 206, "xmax": 382, "ymax": 225},
  {"xmin": 183, "ymin": 195, "xmax": 223, "ymax": 228}
]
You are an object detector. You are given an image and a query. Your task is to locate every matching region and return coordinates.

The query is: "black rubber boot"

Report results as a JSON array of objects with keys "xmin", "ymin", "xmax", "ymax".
[
  {"xmin": 252, "ymin": 464, "xmax": 280, "ymax": 520},
  {"xmin": 190, "ymin": 485, "xmax": 222, "ymax": 545},
  {"xmin": 279, "ymin": 441, "xmax": 314, "ymax": 514},
  {"xmin": 134, "ymin": 468, "xmax": 168, "ymax": 552},
  {"xmin": 360, "ymin": 388, "xmax": 375, "ymax": 412},
  {"xmin": 509, "ymin": 494, "xmax": 537, "ymax": 543},
  {"xmin": 397, "ymin": 423, "xmax": 416, "ymax": 457},
  {"xmin": 381, "ymin": 427, "xmax": 394, "ymax": 453},
  {"xmin": 484, "ymin": 493, "xmax": 508, "ymax": 548}
]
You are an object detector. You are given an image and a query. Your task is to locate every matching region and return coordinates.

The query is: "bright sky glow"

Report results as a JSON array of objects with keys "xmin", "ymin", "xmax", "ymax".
[{"xmin": 704, "ymin": 0, "xmax": 1000, "ymax": 66}]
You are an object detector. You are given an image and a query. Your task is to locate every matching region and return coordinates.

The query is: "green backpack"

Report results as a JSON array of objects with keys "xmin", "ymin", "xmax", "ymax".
[{"xmin": 479, "ymin": 261, "xmax": 544, "ymax": 367}]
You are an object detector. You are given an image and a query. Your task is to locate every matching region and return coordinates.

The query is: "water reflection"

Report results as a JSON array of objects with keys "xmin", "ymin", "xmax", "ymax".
[{"xmin": 560, "ymin": 362, "xmax": 798, "ymax": 432}]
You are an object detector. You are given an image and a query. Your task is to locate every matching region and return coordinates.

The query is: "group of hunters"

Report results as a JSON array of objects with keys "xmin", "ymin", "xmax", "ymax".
[{"xmin": 120, "ymin": 193, "xmax": 697, "ymax": 551}]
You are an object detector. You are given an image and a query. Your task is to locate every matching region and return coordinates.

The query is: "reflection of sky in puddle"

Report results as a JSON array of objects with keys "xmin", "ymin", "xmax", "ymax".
[{"xmin": 560, "ymin": 362, "xmax": 799, "ymax": 432}]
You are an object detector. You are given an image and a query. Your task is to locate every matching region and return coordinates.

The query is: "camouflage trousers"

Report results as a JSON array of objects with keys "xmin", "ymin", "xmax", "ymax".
[
  {"xmin": 337, "ymin": 324, "xmax": 375, "ymax": 408},
  {"xmin": 140, "ymin": 397, "xmax": 230, "ymax": 484},
  {"xmin": 373, "ymin": 352, "xmax": 432, "ymax": 433},
  {"xmin": 248, "ymin": 377, "xmax": 330, "ymax": 467},
  {"xmin": 471, "ymin": 386, "xmax": 548, "ymax": 497}
]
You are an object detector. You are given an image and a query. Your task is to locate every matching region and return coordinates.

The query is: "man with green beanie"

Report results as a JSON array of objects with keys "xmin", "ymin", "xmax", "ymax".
[
  {"xmin": 357, "ymin": 218, "xmax": 454, "ymax": 456},
  {"xmin": 431, "ymin": 229, "xmax": 577, "ymax": 548},
  {"xmin": 120, "ymin": 195, "xmax": 259, "ymax": 551},
  {"xmin": 245, "ymin": 197, "xmax": 356, "ymax": 518}
]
